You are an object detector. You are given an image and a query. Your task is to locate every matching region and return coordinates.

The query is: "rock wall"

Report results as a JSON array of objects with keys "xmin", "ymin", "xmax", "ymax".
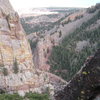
[
  {"xmin": 33, "ymin": 34, "xmax": 53, "ymax": 71},
  {"xmin": 0, "ymin": 0, "xmax": 48, "ymax": 93},
  {"xmin": 0, "ymin": 1, "xmax": 67, "ymax": 96}
]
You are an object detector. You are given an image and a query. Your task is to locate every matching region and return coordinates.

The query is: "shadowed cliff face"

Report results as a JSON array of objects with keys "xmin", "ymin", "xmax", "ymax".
[{"xmin": 55, "ymin": 49, "xmax": 100, "ymax": 100}]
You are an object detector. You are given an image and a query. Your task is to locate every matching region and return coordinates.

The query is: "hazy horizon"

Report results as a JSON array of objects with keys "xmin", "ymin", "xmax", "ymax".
[{"xmin": 10, "ymin": 0, "xmax": 100, "ymax": 11}]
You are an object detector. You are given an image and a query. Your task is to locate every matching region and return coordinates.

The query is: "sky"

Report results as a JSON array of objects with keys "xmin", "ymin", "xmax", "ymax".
[{"xmin": 9, "ymin": 0, "xmax": 100, "ymax": 11}]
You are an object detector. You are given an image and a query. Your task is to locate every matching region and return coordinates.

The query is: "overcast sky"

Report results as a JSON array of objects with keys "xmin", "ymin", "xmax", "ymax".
[{"xmin": 9, "ymin": 0, "xmax": 100, "ymax": 10}]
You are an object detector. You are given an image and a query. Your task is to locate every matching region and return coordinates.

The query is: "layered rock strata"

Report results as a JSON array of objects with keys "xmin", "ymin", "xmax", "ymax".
[
  {"xmin": 0, "ymin": 0, "xmax": 48, "ymax": 93},
  {"xmin": 0, "ymin": 0, "xmax": 67, "ymax": 96}
]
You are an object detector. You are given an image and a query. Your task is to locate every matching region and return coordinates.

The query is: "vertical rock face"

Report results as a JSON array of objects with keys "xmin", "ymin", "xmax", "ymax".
[
  {"xmin": 0, "ymin": 0, "xmax": 67, "ymax": 95},
  {"xmin": 33, "ymin": 34, "xmax": 53, "ymax": 71},
  {"xmin": 0, "ymin": 0, "xmax": 49, "ymax": 92}
]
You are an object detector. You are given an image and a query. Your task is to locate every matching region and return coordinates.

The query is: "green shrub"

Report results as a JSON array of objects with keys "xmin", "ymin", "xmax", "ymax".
[
  {"xmin": 29, "ymin": 40, "xmax": 38, "ymax": 52},
  {"xmin": 25, "ymin": 92, "xmax": 50, "ymax": 100},
  {"xmin": 59, "ymin": 31, "xmax": 62, "ymax": 38},
  {"xmin": 0, "ymin": 64, "xmax": 4, "ymax": 67},
  {"xmin": 0, "ymin": 93, "xmax": 23, "ymax": 100},
  {"xmin": 0, "ymin": 93, "xmax": 50, "ymax": 100},
  {"xmin": 3, "ymin": 68, "xmax": 8, "ymax": 76},
  {"xmin": 13, "ymin": 58, "xmax": 19, "ymax": 74}
]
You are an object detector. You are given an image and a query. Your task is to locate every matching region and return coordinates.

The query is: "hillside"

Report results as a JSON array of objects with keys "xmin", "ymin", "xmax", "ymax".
[
  {"xmin": 55, "ymin": 49, "xmax": 100, "ymax": 100},
  {"xmin": 24, "ymin": 6, "xmax": 99, "ymax": 73},
  {"xmin": 49, "ymin": 6, "xmax": 100, "ymax": 81},
  {"xmin": 23, "ymin": 8, "xmax": 84, "ymax": 71},
  {"xmin": 20, "ymin": 7, "xmax": 80, "ymax": 35},
  {"xmin": 20, "ymin": 3, "xmax": 100, "ymax": 82}
]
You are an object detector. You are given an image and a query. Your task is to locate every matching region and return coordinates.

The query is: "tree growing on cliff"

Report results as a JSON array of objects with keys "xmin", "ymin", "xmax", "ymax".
[
  {"xmin": 59, "ymin": 31, "xmax": 62, "ymax": 38},
  {"xmin": 3, "ymin": 68, "xmax": 8, "ymax": 76},
  {"xmin": 13, "ymin": 58, "xmax": 19, "ymax": 74}
]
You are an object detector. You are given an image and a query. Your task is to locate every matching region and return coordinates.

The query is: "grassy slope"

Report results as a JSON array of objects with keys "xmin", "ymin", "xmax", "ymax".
[{"xmin": 49, "ymin": 10, "xmax": 100, "ymax": 81}]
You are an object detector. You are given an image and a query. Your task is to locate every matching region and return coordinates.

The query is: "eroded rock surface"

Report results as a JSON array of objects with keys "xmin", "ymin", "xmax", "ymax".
[
  {"xmin": 0, "ymin": 1, "xmax": 67, "ymax": 96},
  {"xmin": 0, "ymin": 0, "xmax": 40, "ymax": 92}
]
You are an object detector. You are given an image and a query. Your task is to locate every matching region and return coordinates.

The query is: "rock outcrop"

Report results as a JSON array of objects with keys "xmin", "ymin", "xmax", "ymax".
[
  {"xmin": 55, "ymin": 49, "xmax": 100, "ymax": 100},
  {"xmin": 33, "ymin": 34, "xmax": 54, "ymax": 71},
  {"xmin": 0, "ymin": 0, "xmax": 43, "ymax": 92}
]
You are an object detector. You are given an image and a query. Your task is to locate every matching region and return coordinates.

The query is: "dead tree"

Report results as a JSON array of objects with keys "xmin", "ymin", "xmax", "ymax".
[{"xmin": 55, "ymin": 49, "xmax": 100, "ymax": 100}]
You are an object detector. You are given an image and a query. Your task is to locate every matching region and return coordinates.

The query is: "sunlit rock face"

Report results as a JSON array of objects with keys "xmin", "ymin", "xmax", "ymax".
[
  {"xmin": 0, "ymin": 0, "xmax": 50, "ymax": 92},
  {"xmin": 0, "ymin": 0, "xmax": 67, "ymax": 95}
]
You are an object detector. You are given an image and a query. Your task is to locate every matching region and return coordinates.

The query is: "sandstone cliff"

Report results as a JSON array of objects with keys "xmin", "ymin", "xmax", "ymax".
[
  {"xmin": 0, "ymin": 0, "xmax": 40, "ymax": 92},
  {"xmin": 0, "ymin": 0, "xmax": 66, "ymax": 96}
]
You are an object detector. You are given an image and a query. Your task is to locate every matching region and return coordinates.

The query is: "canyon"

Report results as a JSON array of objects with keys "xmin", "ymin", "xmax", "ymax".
[
  {"xmin": 0, "ymin": 0, "xmax": 66, "ymax": 96},
  {"xmin": 0, "ymin": 0, "xmax": 100, "ymax": 100}
]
